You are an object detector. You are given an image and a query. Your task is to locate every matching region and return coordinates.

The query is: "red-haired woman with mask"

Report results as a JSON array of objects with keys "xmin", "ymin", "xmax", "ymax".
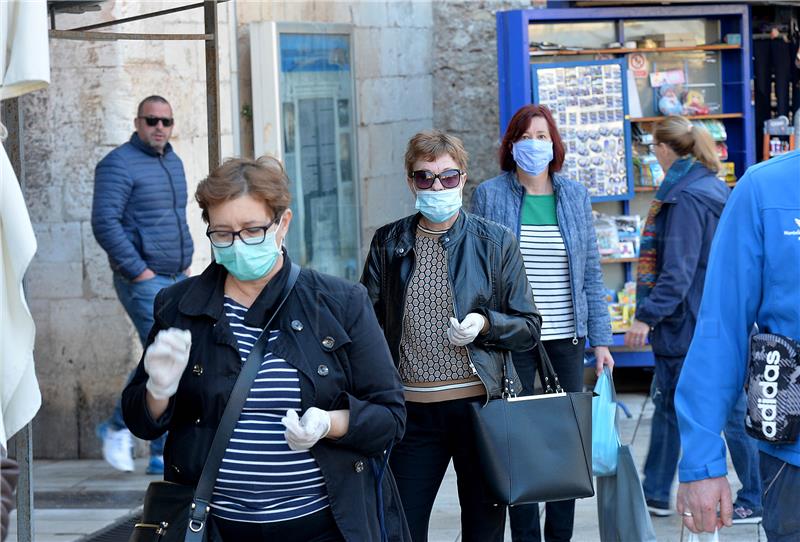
[{"xmin": 472, "ymin": 104, "xmax": 613, "ymax": 542}]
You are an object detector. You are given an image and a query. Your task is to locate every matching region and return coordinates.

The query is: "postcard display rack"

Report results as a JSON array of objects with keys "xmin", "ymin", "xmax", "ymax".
[{"xmin": 496, "ymin": 5, "xmax": 754, "ymax": 367}]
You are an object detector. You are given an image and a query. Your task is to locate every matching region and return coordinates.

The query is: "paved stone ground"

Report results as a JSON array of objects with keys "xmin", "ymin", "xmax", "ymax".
[{"xmin": 7, "ymin": 392, "xmax": 767, "ymax": 541}]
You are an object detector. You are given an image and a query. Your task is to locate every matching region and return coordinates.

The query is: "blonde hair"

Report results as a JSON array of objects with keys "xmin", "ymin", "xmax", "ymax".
[
  {"xmin": 654, "ymin": 115, "xmax": 722, "ymax": 173},
  {"xmin": 404, "ymin": 130, "xmax": 469, "ymax": 175},
  {"xmin": 195, "ymin": 156, "xmax": 291, "ymax": 223}
]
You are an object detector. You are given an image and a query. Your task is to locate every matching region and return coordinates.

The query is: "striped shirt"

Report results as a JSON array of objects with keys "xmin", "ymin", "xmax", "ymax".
[
  {"xmin": 520, "ymin": 195, "xmax": 576, "ymax": 341},
  {"xmin": 210, "ymin": 297, "xmax": 329, "ymax": 524}
]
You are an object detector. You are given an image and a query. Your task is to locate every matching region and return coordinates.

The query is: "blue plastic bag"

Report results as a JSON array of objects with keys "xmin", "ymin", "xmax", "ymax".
[{"xmin": 592, "ymin": 367, "xmax": 619, "ymax": 476}]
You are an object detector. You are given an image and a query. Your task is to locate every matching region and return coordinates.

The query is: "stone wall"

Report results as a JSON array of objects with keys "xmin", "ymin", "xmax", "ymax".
[
  {"xmin": 432, "ymin": 0, "xmax": 543, "ymax": 200},
  {"xmin": 20, "ymin": 1, "xmax": 235, "ymax": 457}
]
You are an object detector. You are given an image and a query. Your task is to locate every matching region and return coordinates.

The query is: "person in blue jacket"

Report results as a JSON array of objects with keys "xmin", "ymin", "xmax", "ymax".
[
  {"xmin": 675, "ymin": 150, "xmax": 800, "ymax": 541},
  {"xmin": 472, "ymin": 104, "xmax": 613, "ymax": 542},
  {"xmin": 625, "ymin": 116, "xmax": 761, "ymax": 522},
  {"xmin": 91, "ymin": 96, "xmax": 194, "ymax": 475}
]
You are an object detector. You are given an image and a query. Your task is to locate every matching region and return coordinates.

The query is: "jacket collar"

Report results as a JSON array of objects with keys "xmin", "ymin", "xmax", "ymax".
[
  {"xmin": 178, "ymin": 251, "xmax": 292, "ymax": 328},
  {"xmin": 129, "ymin": 132, "xmax": 172, "ymax": 157},
  {"xmin": 396, "ymin": 210, "xmax": 468, "ymax": 256},
  {"xmin": 505, "ymin": 169, "xmax": 567, "ymax": 196}
]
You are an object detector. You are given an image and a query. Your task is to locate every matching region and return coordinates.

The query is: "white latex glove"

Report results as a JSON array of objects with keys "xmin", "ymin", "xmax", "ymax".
[
  {"xmin": 282, "ymin": 408, "xmax": 331, "ymax": 451},
  {"xmin": 447, "ymin": 313, "xmax": 487, "ymax": 347},
  {"xmin": 144, "ymin": 328, "xmax": 192, "ymax": 400}
]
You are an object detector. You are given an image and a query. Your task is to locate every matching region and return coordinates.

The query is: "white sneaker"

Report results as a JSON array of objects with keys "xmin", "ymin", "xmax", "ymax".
[{"xmin": 98, "ymin": 424, "xmax": 134, "ymax": 472}]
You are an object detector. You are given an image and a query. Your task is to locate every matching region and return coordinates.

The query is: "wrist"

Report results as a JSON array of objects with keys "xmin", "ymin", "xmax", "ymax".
[{"xmin": 326, "ymin": 409, "xmax": 349, "ymax": 440}]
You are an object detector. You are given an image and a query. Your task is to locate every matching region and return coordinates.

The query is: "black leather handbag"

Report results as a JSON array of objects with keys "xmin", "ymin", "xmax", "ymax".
[
  {"xmin": 469, "ymin": 341, "xmax": 594, "ymax": 506},
  {"xmin": 129, "ymin": 264, "xmax": 300, "ymax": 542}
]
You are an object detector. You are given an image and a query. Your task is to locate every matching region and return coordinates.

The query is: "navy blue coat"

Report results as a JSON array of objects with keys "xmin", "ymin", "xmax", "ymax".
[
  {"xmin": 91, "ymin": 133, "xmax": 194, "ymax": 279},
  {"xmin": 635, "ymin": 164, "xmax": 730, "ymax": 357},
  {"xmin": 122, "ymin": 258, "xmax": 409, "ymax": 541}
]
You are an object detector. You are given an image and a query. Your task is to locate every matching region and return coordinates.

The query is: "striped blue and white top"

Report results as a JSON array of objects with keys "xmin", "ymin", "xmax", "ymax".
[
  {"xmin": 519, "ymin": 225, "xmax": 576, "ymax": 341},
  {"xmin": 210, "ymin": 296, "xmax": 330, "ymax": 524}
]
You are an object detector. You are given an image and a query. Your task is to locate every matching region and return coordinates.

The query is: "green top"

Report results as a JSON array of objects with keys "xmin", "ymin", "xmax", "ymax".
[{"xmin": 521, "ymin": 194, "xmax": 558, "ymax": 225}]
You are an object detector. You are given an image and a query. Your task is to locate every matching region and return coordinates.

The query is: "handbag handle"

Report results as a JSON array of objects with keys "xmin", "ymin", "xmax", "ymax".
[
  {"xmin": 185, "ymin": 263, "xmax": 301, "ymax": 541},
  {"xmin": 502, "ymin": 340, "xmax": 564, "ymax": 397}
]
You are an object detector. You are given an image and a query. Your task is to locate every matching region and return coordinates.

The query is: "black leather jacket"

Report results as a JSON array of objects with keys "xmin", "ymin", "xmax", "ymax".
[{"xmin": 361, "ymin": 211, "xmax": 542, "ymax": 400}]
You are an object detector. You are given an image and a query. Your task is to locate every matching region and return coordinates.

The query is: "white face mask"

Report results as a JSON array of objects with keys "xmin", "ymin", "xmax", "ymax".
[{"xmin": 414, "ymin": 187, "xmax": 462, "ymax": 224}]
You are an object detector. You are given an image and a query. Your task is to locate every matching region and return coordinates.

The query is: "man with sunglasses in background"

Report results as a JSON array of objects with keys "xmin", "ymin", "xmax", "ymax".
[
  {"xmin": 361, "ymin": 130, "xmax": 540, "ymax": 541},
  {"xmin": 91, "ymin": 95, "xmax": 193, "ymax": 475}
]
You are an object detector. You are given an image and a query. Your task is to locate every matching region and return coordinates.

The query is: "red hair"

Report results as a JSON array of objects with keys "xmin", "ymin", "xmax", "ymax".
[{"xmin": 499, "ymin": 104, "xmax": 565, "ymax": 174}]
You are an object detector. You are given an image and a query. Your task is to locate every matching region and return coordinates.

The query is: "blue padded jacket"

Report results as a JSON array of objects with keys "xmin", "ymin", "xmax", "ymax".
[{"xmin": 91, "ymin": 133, "xmax": 194, "ymax": 280}]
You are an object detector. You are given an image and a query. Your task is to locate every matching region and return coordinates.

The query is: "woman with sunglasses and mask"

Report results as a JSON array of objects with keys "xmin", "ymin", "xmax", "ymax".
[
  {"xmin": 362, "ymin": 130, "xmax": 541, "ymax": 542},
  {"xmin": 472, "ymin": 104, "xmax": 613, "ymax": 542},
  {"xmin": 122, "ymin": 157, "xmax": 409, "ymax": 541}
]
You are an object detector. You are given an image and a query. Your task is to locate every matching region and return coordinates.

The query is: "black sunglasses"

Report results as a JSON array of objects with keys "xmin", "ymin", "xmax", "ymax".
[
  {"xmin": 410, "ymin": 168, "xmax": 464, "ymax": 190},
  {"xmin": 139, "ymin": 116, "xmax": 174, "ymax": 127}
]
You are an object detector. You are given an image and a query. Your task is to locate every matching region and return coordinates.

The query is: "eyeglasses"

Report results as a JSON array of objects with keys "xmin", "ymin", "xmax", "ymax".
[
  {"xmin": 139, "ymin": 116, "xmax": 174, "ymax": 127},
  {"xmin": 206, "ymin": 216, "xmax": 280, "ymax": 248},
  {"xmin": 410, "ymin": 169, "xmax": 464, "ymax": 190}
]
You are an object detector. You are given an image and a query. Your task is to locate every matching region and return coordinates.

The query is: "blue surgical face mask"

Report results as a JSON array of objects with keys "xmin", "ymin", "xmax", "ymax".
[
  {"xmin": 212, "ymin": 230, "xmax": 281, "ymax": 281},
  {"xmin": 415, "ymin": 187, "xmax": 462, "ymax": 224},
  {"xmin": 512, "ymin": 139, "xmax": 553, "ymax": 176}
]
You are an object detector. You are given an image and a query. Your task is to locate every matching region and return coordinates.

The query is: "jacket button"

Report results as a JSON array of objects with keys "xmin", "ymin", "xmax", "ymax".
[
  {"xmin": 443, "ymin": 237, "xmax": 450, "ymax": 242},
  {"xmin": 322, "ymin": 336, "xmax": 335, "ymax": 349},
  {"xmin": 397, "ymin": 247, "xmax": 405, "ymax": 254},
  {"xmin": 192, "ymin": 364, "xmax": 203, "ymax": 376},
  {"xmin": 291, "ymin": 320, "xmax": 304, "ymax": 331},
  {"xmin": 194, "ymin": 418, "xmax": 201, "ymax": 425},
  {"xmin": 317, "ymin": 364, "xmax": 329, "ymax": 377},
  {"xmin": 354, "ymin": 460, "xmax": 365, "ymax": 473}
]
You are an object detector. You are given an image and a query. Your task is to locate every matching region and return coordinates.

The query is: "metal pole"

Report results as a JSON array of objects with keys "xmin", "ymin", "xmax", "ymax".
[
  {"xmin": 2, "ymin": 97, "xmax": 34, "ymax": 542},
  {"xmin": 204, "ymin": 0, "xmax": 221, "ymax": 170}
]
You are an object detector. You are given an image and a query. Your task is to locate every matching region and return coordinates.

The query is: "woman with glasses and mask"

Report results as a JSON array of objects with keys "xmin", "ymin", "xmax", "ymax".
[
  {"xmin": 122, "ymin": 156, "xmax": 409, "ymax": 541},
  {"xmin": 361, "ymin": 130, "xmax": 541, "ymax": 542},
  {"xmin": 471, "ymin": 104, "xmax": 614, "ymax": 542}
]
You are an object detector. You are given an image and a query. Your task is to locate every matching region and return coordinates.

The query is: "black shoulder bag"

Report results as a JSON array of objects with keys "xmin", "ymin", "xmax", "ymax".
[
  {"xmin": 130, "ymin": 263, "xmax": 301, "ymax": 542},
  {"xmin": 469, "ymin": 341, "xmax": 594, "ymax": 505}
]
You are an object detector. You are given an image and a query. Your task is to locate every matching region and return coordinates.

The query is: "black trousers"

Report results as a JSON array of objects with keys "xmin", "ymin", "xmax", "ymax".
[
  {"xmin": 754, "ymin": 37, "xmax": 794, "ymax": 158},
  {"xmin": 508, "ymin": 337, "xmax": 587, "ymax": 542},
  {"xmin": 213, "ymin": 507, "xmax": 344, "ymax": 542},
  {"xmin": 390, "ymin": 397, "xmax": 506, "ymax": 542}
]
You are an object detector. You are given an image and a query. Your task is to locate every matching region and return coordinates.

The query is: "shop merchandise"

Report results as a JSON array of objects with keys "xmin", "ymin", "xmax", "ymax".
[
  {"xmin": 533, "ymin": 62, "xmax": 628, "ymax": 197},
  {"xmin": 593, "ymin": 212, "xmax": 641, "ymax": 259},
  {"xmin": 607, "ymin": 282, "xmax": 637, "ymax": 333}
]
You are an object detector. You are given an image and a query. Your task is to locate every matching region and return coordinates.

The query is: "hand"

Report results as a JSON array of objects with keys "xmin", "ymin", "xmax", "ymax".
[
  {"xmin": 624, "ymin": 320, "xmax": 650, "ymax": 347},
  {"xmin": 282, "ymin": 408, "xmax": 331, "ymax": 451},
  {"xmin": 594, "ymin": 346, "xmax": 614, "ymax": 376},
  {"xmin": 447, "ymin": 314, "xmax": 487, "ymax": 346},
  {"xmin": 133, "ymin": 268, "xmax": 156, "ymax": 283},
  {"xmin": 677, "ymin": 477, "xmax": 733, "ymax": 533},
  {"xmin": 144, "ymin": 328, "xmax": 192, "ymax": 400}
]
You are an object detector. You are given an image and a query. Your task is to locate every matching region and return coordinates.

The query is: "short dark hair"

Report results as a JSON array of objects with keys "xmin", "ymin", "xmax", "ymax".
[
  {"xmin": 498, "ymin": 104, "xmax": 565, "ymax": 174},
  {"xmin": 137, "ymin": 95, "xmax": 171, "ymax": 117}
]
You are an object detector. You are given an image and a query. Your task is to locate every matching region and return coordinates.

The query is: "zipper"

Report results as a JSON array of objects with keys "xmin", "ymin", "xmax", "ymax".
[
  {"xmin": 553, "ymin": 183, "xmax": 579, "ymax": 345},
  {"xmin": 160, "ymin": 156, "xmax": 186, "ymax": 272},
  {"xmin": 443, "ymin": 237, "xmax": 490, "ymax": 405}
]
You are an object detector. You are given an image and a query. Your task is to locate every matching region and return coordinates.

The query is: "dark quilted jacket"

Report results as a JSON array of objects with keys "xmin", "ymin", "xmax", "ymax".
[{"xmin": 91, "ymin": 133, "xmax": 194, "ymax": 279}]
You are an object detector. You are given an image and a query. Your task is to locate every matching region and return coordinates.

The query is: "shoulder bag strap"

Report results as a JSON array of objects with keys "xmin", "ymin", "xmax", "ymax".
[{"xmin": 185, "ymin": 263, "xmax": 301, "ymax": 540}]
